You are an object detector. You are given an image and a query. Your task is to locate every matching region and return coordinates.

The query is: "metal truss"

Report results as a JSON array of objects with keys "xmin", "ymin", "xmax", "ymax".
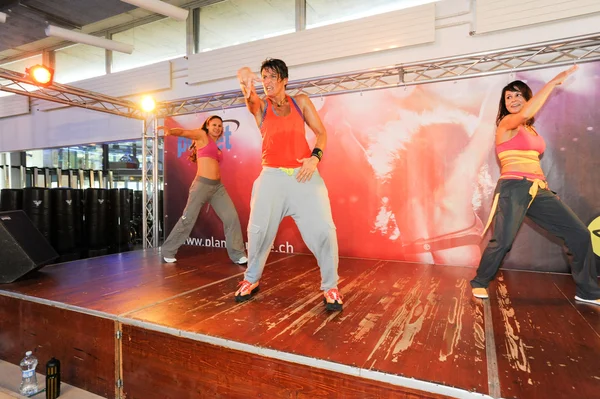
[
  {"xmin": 159, "ymin": 32, "xmax": 600, "ymax": 117},
  {"xmin": 0, "ymin": 68, "xmax": 146, "ymax": 119},
  {"xmin": 141, "ymin": 115, "xmax": 160, "ymax": 248}
]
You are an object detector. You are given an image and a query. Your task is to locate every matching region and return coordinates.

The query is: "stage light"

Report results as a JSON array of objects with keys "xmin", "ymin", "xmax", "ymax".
[
  {"xmin": 45, "ymin": 25, "xmax": 134, "ymax": 54},
  {"xmin": 26, "ymin": 65, "xmax": 54, "ymax": 86},
  {"xmin": 120, "ymin": 0, "xmax": 189, "ymax": 21},
  {"xmin": 0, "ymin": 12, "xmax": 7, "ymax": 23},
  {"xmin": 141, "ymin": 96, "xmax": 156, "ymax": 112}
]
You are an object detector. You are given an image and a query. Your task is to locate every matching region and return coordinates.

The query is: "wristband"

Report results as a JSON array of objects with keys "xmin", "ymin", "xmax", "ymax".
[{"xmin": 311, "ymin": 147, "xmax": 323, "ymax": 162}]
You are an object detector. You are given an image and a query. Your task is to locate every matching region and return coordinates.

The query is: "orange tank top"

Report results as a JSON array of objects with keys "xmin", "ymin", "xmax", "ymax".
[{"xmin": 259, "ymin": 96, "xmax": 310, "ymax": 168}]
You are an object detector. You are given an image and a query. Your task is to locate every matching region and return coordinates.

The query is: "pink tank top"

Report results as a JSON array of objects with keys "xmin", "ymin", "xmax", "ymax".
[
  {"xmin": 196, "ymin": 139, "xmax": 222, "ymax": 163},
  {"xmin": 496, "ymin": 125, "xmax": 546, "ymax": 155},
  {"xmin": 496, "ymin": 125, "xmax": 546, "ymax": 181}
]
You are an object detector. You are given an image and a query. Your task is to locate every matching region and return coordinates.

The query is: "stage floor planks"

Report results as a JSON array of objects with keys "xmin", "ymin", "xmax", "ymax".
[
  {"xmin": 489, "ymin": 272, "xmax": 600, "ymax": 399},
  {"xmin": 1, "ymin": 246, "xmax": 599, "ymax": 399}
]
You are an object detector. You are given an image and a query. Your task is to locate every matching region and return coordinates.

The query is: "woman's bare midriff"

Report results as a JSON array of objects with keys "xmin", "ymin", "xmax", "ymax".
[
  {"xmin": 196, "ymin": 157, "xmax": 220, "ymax": 180},
  {"xmin": 500, "ymin": 163, "xmax": 544, "ymax": 177}
]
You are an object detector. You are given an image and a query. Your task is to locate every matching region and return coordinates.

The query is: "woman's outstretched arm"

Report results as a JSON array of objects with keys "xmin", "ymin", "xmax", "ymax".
[{"xmin": 498, "ymin": 65, "xmax": 578, "ymax": 133}]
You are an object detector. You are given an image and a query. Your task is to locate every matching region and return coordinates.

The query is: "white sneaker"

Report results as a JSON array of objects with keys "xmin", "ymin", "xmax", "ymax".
[
  {"xmin": 235, "ymin": 256, "xmax": 248, "ymax": 265},
  {"xmin": 164, "ymin": 257, "xmax": 177, "ymax": 263},
  {"xmin": 575, "ymin": 296, "xmax": 600, "ymax": 306}
]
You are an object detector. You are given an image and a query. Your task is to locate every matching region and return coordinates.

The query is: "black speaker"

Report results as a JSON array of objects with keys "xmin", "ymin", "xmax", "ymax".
[{"xmin": 0, "ymin": 210, "xmax": 59, "ymax": 284}]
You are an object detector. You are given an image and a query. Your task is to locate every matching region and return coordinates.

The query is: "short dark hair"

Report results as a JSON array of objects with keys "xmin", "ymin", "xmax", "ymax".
[
  {"xmin": 260, "ymin": 58, "xmax": 288, "ymax": 80},
  {"xmin": 497, "ymin": 80, "xmax": 534, "ymax": 126}
]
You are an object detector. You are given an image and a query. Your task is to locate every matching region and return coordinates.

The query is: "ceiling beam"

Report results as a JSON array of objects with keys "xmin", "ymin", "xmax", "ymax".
[{"xmin": 17, "ymin": 1, "xmax": 81, "ymax": 29}]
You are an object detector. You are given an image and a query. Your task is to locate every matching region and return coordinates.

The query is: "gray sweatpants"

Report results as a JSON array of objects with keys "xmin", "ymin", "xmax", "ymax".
[
  {"xmin": 244, "ymin": 167, "xmax": 339, "ymax": 291},
  {"xmin": 162, "ymin": 176, "xmax": 246, "ymax": 262}
]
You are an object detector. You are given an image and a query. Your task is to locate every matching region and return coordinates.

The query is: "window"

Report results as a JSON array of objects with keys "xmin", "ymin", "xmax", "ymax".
[
  {"xmin": 25, "ymin": 145, "xmax": 103, "ymax": 188},
  {"xmin": 108, "ymin": 141, "xmax": 142, "ymax": 170},
  {"xmin": 22, "ymin": 140, "xmax": 163, "ymax": 190},
  {"xmin": 199, "ymin": 0, "xmax": 295, "ymax": 52},
  {"xmin": 306, "ymin": 0, "xmax": 437, "ymax": 29},
  {"xmin": 26, "ymin": 145, "xmax": 103, "ymax": 170},
  {"xmin": 112, "ymin": 18, "xmax": 186, "ymax": 73},
  {"xmin": 54, "ymin": 44, "xmax": 106, "ymax": 83}
]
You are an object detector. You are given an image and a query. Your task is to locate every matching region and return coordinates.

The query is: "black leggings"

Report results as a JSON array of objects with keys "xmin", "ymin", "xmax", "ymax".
[{"xmin": 471, "ymin": 178, "xmax": 600, "ymax": 300}]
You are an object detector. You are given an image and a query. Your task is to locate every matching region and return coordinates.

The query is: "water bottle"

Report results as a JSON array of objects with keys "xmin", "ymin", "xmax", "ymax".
[{"xmin": 19, "ymin": 351, "xmax": 39, "ymax": 396}]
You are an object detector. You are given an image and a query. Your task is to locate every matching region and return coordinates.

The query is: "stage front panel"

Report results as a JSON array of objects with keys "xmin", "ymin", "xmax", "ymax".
[
  {"xmin": 0, "ymin": 295, "xmax": 117, "ymax": 399},
  {"xmin": 121, "ymin": 323, "xmax": 454, "ymax": 399}
]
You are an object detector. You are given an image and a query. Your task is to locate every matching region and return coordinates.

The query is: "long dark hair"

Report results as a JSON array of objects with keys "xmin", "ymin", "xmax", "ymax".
[
  {"xmin": 188, "ymin": 115, "xmax": 223, "ymax": 163},
  {"xmin": 496, "ymin": 80, "xmax": 534, "ymax": 126}
]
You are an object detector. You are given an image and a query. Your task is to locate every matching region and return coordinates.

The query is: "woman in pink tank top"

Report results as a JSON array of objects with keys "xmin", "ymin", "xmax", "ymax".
[
  {"xmin": 158, "ymin": 115, "xmax": 248, "ymax": 266},
  {"xmin": 471, "ymin": 65, "xmax": 600, "ymax": 306}
]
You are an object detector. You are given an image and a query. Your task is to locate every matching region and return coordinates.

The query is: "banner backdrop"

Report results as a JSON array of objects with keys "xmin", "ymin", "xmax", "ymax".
[{"xmin": 164, "ymin": 62, "xmax": 600, "ymax": 273}]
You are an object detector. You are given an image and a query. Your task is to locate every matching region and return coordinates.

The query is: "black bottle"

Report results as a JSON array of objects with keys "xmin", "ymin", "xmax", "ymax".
[{"xmin": 45, "ymin": 357, "xmax": 60, "ymax": 399}]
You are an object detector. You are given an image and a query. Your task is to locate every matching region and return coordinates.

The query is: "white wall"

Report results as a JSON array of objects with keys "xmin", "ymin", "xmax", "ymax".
[
  {"xmin": 0, "ymin": 107, "xmax": 141, "ymax": 151},
  {"xmin": 1, "ymin": 0, "xmax": 599, "ymax": 151}
]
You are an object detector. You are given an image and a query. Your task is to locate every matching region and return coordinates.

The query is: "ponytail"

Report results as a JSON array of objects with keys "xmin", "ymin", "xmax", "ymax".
[{"xmin": 187, "ymin": 141, "xmax": 197, "ymax": 163}]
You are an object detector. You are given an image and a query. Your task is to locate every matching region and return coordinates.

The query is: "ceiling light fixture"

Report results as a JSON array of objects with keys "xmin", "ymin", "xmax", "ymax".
[
  {"xmin": 45, "ymin": 25, "xmax": 134, "ymax": 54},
  {"xmin": 26, "ymin": 65, "xmax": 55, "ymax": 87},
  {"xmin": 141, "ymin": 95, "xmax": 156, "ymax": 112},
  {"xmin": 120, "ymin": 0, "xmax": 189, "ymax": 22}
]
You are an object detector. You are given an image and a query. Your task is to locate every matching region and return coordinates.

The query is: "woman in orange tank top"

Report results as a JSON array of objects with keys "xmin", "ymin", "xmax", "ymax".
[
  {"xmin": 234, "ymin": 58, "xmax": 342, "ymax": 311},
  {"xmin": 471, "ymin": 65, "xmax": 600, "ymax": 305}
]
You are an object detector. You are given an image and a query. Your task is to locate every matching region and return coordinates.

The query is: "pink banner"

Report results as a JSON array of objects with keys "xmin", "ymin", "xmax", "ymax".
[{"xmin": 164, "ymin": 63, "xmax": 600, "ymax": 272}]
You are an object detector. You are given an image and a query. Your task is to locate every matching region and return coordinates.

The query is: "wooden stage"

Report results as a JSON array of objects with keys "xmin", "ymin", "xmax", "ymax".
[{"xmin": 0, "ymin": 246, "xmax": 599, "ymax": 399}]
